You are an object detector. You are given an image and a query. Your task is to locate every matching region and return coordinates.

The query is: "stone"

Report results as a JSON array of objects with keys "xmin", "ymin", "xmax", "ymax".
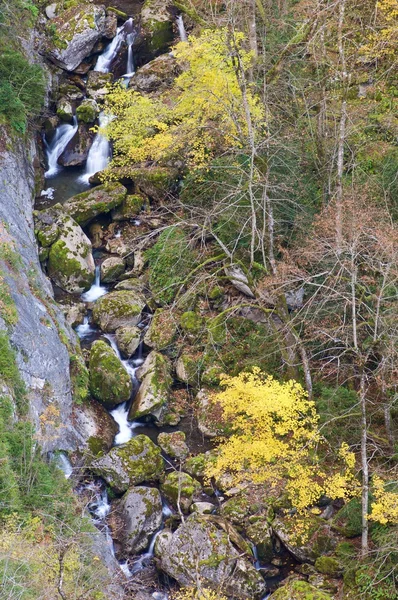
[
  {"xmin": 89, "ymin": 222, "xmax": 105, "ymax": 249},
  {"xmin": 115, "ymin": 486, "xmax": 163, "ymax": 554},
  {"xmin": 56, "ymin": 98, "xmax": 73, "ymax": 122},
  {"xmin": 128, "ymin": 351, "xmax": 172, "ymax": 421},
  {"xmin": 86, "ymin": 71, "xmax": 113, "ymax": 99},
  {"xmin": 269, "ymin": 578, "xmax": 333, "ymax": 599},
  {"xmin": 160, "ymin": 471, "xmax": 201, "ymax": 513},
  {"xmin": 45, "ymin": 206, "xmax": 95, "ymax": 294},
  {"xmin": 144, "ymin": 308, "xmax": 177, "ymax": 351},
  {"xmin": 91, "ymin": 434, "xmax": 164, "ymax": 493},
  {"xmin": 157, "ymin": 431, "xmax": 189, "ymax": 461},
  {"xmin": 89, "ymin": 340, "xmax": 132, "ymax": 406},
  {"xmin": 179, "ymin": 310, "xmax": 203, "ymax": 335},
  {"xmin": 196, "ymin": 389, "xmax": 220, "ymax": 438},
  {"xmin": 114, "ymin": 278, "xmax": 145, "ymax": 293},
  {"xmin": 273, "ymin": 516, "xmax": 336, "ymax": 564},
  {"xmin": 184, "ymin": 453, "xmax": 212, "ymax": 479},
  {"xmin": 154, "ymin": 529, "xmax": 173, "ymax": 558},
  {"xmin": 45, "ymin": 2, "xmax": 57, "ymax": 19},
  {"xmin": 224, "ymin": 264, "xmax": 255, "ymax": 298},
  {"xmin": 73, "ymin": 398, "xmax": 118, "ymax": 454},
  {"xmin": 111, "ymin": 194, "xmax": 147, "ymax": 221},
  {"xmin": 190, "ymin": 502, "xmax": 214, "ymax": 515},
  {"xmin": 76, "ymin": 99, "xmax": 99, "ymax": 124},
  {"xmin": 64, "ymin": 183, "xmax": 127, "ymax": 227},
  {"xmin": 103, "ymin": 13, "xmax": 117, "ymax": 38},
  {"xmin": 115, "ymin": 326, "xmax": 141, "ymax": 358},
  {"xmin": 44, "ymin": 4, "xmax": 108, "ymax": 72},
  {"xmin": 314, "ymin": 556, "xmax": 343, "ymax": 577},
  {"xmin": 100, "ymin": 257, "xmax": 125, "ymax": 283},
  {"xmin": 332, "ymin": 498, "xmax": 362, "ymax": 538},
  {"xmin": 159, "ymin": 514, "xmax": 266, "ymax": 599},
  {"xmin": 62, "ymin": 302, "xmax": 86, "ymax": 327},
  {"xmin": 92, "ymin": 290, "xmax": 145, "ymax": 332},
  {"xmin": 175, "ymin": 353, "xmax": 201, "ymax": 385},
  {"xmin": 129, "ymin": 54, "xmax": 179, "ymax": 93},
  {"xmin": 58, "ymin": 123, "xmax": 93, "ymax": 167},
  {"xmin": 58, "ymin": 82, "xmax": 84, "ymax": 102},
  {"xmin": 220, "ymin": 495, "xmax": 251, "ymax": 525},
  {"xmin": 141, "ymin": 0, "xmax": 174, "ymax": 56},
  {"xmin": 246, "ymin": 520, "xmax": 274, "ymax": 563}
]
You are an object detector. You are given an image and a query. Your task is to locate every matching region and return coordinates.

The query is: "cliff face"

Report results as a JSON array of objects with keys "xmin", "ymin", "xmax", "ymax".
[{"xmin": 0, "ymin": 134, "xmax": 84, "ymax": 451}]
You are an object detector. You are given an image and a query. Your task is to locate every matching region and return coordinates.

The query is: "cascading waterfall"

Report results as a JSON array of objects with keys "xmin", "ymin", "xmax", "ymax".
[
  {"xmin": 44, "ymin": 117, "xmax": 78, "ymax": 178},
  {"xmin": 78, "ymin": 112, "xmax": 112, "ymax": 184},
  {"xmin": 95, "ymin": 25, "xmax": 125, "ymax": 73},
  {"xmin": 81, "ymin": 265, "xmax": 108, "ymax": 302},
  {"xmin": 54, "ymin": 452, "xmax": 73, "ymax": 478},
  {"xmin": 177, "ymin": 15, "xmax": 188, "ymax": 42}
]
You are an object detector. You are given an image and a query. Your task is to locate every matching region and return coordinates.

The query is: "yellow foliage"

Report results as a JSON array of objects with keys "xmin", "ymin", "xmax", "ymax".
[
  {"xmin": 205, "ymin": 369, "xmax": 358, "ymax": 512},
  {"xmin": 360, "ymin": 0, "xmax": 398, "ymax": 61},
  {"xmin": 102, "ymin": 28, "xmax": 264, "ymax": 175},
  {"xmin": 369, "ymin": 475, "xmax": 398, "ymax": 525}
]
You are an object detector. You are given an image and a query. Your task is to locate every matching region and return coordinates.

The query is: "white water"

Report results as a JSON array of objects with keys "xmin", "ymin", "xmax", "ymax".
[
  {"xmin": 177, "ymin": 15, "xmax": 188, "ymax": 42},
  {"xmin": 81, "ymin": 266, "xmax": 108, "ymax": 302},
  {"xmin": 40, "ymin": 187, "xmax": 55, "ymax": 200},
  {"xmin": 44, "ymin": 117, "xmax": 78, "ymax": 178},
  {"xmin": 54, "ymin": 453, "xmax": 73, "ymax": 478},
  {"xmin": 95, "ymin": 25, "xmax": 125, "ymax": 72},
  {"xmin": 79, "ymin": 113, "xmax": 112, "ymax": 184},
  {"xmin": 75, "ymin": 315, "xmax": 95, "ymax": 338},
  {"xmin": 110, "ymin": 402, "xmax": 144, "ymax": 445}
]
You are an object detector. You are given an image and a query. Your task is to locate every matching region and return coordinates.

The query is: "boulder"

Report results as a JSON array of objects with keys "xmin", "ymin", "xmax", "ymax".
[
  {"xmin": 191, "ymin": 502, "xmax": 214, "ymax": 515},
  {"xmin": 111, "ymin": 194, "xmax": 147, "ymax": 221},
  {"xmin": 89, "ymin": 340, "xmax": 132, "ymax": 406},
  {"xmin": 111, "ymin": 166, "xmax": 178, "ymax": 201},
  {"xmin": 73, "ymin": 398, "xmax": 118, "ymax": 454},
  {"xmin": 273, "ymin": 516, "xmax": 336, "ymax": 564},
  {"xmin": 76, "ymin": 99, "xmax": 99, "ymax": 124},
  {"xmin": 45, "ymin": 2, "xmax": 57, "ymax": 19},
  {"xmin": 63, "ymin": 183, "xmax": 127, "ymax": 227},
  {"xmin": 141, "ymin": 0, "xmax": 174, "ymax": 56},
  {"xmin": 246, "ymin": 519, "xmax": 274, "ymax": 563},
  {"xmin": 58, "ymin": 82, "xmax": 85, "ymax": 102},
  {"xmin": 86, "ymin": 71, "xmax": 113, "ymax": 99},
  {"xmin": 224, "ymin": 264, "xmax": 255, "ymax": 298},
  {"xmin": 331, "ymin": 498, "xmax": 362, "ymax": 538},
  {"xmin": 144, "ymin": 308, "xmax": 177, "ymax": 351},
  {"xmin": 129, "ymin": 54, "xmax": 179, "ymax": 93},
  {"xmin": 62, "ymin": 301, "xmax": 86, "ymax": 327},
  {"xmin": 157, "ymin": 431, "xmax": 189, "ymax": 461},
  {"xmin": 44, "ymin": 207, "xmax": 95, "ymax": 294},
  {"xmin": 179, "ymin": 310, "xmax": 203, "ymax": 336},
  {"xmin": 161, "ymin": 471, "xmax": 201, "ymax": 513},
  {"xmin": 91, "ymin": 434, "xmax": 164, "ymax": 493},
  {"xmin": 92, "ymin": 290, "xmax": 145, "ymax": 332},
  {"xmin": 103, "ymin": 13, "xmax": 117, "ymax": 38},
  {"xmin": 115, "ymin": 486, "xmax": 163, "ymax": 554},
  {"xmin": 58, "ymin": 123, "xmax": 93, "ymax": 167},
  {"xmin": 56, "ymin": 98, "xmax": 74, "ymax": 123},
  {"xmin": 114, "ymin": 278, "xmax": 145, "ymax": 293},
  {"xmin": 175, "ymin": 353, "xmax": 201, "ymax": 385},
  {"xmin": 159, "ymin": 514, "xmax": 266, "ymax": 599},
  {"xmin": 44, "ymin": 4, "xmax": 108, "ymax": 72},
  {"xmin": 269, "ymin": 578, "xmax": 333, "ymax": 600},
  {"xmin": 196, "ymin": 389, "xmax": 220, "ymax": 439},
  {"xmin": 115, "ymin": 325, "xmax": 141, "ymax": 357},
  {"xmin": 100, "ymin": 257, "xmax": 126, "ymax": 283},
  {"xmin": 128, "ymin": 351, "xmax": 172, "ymax": 421}
]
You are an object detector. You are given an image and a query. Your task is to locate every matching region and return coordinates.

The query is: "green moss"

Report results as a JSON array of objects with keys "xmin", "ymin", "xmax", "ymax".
[
  {"xmin": 270, "ymin": 579, "xmax": 333, "ymax": 600},
  {"xmin": 106, "ymin": 6, "xmax": 128, "ymax": 19},
  {"xmin": 160, "ymin": 471, "xmax": 201, "ymax": 512},
  {"xmin": 0, "ymin": 331, "xmax": 27, "ymax": 415},
  {"xmin": 69, "ymin": 353, "xmax": 89, "ymax": 404},
  {"xmin": 146, "ymin": 19, "xmax": 173, "ymax": 53},
  {"xmin": 76, "ymin": 101, "xmax": 98, "ymax": 124},
  {"xmin": 92, "ymin": 290, "xmax": 145, "ymax": 332},
  {"xmin": 144, "ymin": 308, "xmax": 177, "ymax": 351},
  {"xmin": 118, "ymin": 434, "xmax": 163, "ymax": 483},
  {"xmin": 87, "ymin": 435, "xmax": 106, "ymax": 457},
  {"xmin": 179, "ymin": 311, "xmax": 203, "ymax": 335},
  {"xmin": 89, "ymin": 340, "xmax": 132, "ymax": 406},
  {"xmin": 0, "ymin": 271, "xmax": 18, "ymax": 327},
  {"xmin": 315, "ymin": 556, "xmax": 343, "ymax": 577}
]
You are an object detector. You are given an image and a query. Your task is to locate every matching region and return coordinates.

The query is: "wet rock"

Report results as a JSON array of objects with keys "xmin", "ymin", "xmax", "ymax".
[
  {"xmin": 92, "ymin": 290, "xmax": 145, "ymax": 332},
  {"xmin": 246, "ymin": 519, "xmax": 274, "ymax": 563},
  {"xmin": 111, "ymin": 194, "xmax": 147, "ymax": 221},
  {"xmin": 115, "ymin": 486, "xmax": 163, "ymax": 554},
  {"xmin": 157, "ymin": 431, "xmax": 189, "ymax": 461},
  {"xmin": 144, "ymin": 308, "xmax": 177, "ymax": 351},
  {"xmin": 224, "ymin": 264, "xmax": 255, "ymax": 298},
  {"xmin": 76, "ymin": 98, "xmax": 99, "ymax": 124},
  {"xmin": 128, "ymin": 351, "xmax": 172, "ymax": 421},
  {"xmin": 115, "ymin": 325, "xmax": 141, "ymax": 357},
  {"xmin": 141, "ymin": 0, "xmax": 174, "ymax": 56},
  {"xmin": 91, "ymin": 434, "xmax": 164, "ymax": 493},
  {"xmin": 191, "ymin": 502, "xmax": 214, "ymax": 515},
  {"xmin": 86, "ymin": 70, "xmax": 113, "ymax": 99},
  {"xmin": 44, "ymin": 4, "xmax": 108, "ymax": 72},
  {"xmin": 159, "ymin": 514, "xmax": 266, "ymax": 599},
  {"xmin": 73, "ymin": 397, "xmax": 118, "ymax": 454},
  {"xmin": 56, "ymin": 98, "xmax": 73, "ymax": 123},
  {"xmin": 100, "ymin": 257, "xmax": 125, "ymax": 283},
  {"xmin": 89, "ymin": 339, "xmax": 132, "ymax": 406},
  {"xmin": 269, "ymin": 578, "xmax": 333, "ymax": 599},
  {"xmin": 103, "ymin": 13, "xmax": 117, "ymax": 38},
  {"xmin": 129, "ymin": 54, "xmax": 179, "ymax": 93},
  {"xmin": 59, "ymin": 123, "xmax": 93, "ymax": 167},
  {"xmin": 63, "ymin": 182, "xmax": 127, "ymax": 227},
  {"xmin": 273, "ymin": 516, "xmax": 336, "ymax": 564},
  {"xmin": 61, "ymin": 301, "xmax": 86, "ymax": 327},
  {"xmin": 160, "ymin": 471, "xmax": 201, "ymax": 513}
]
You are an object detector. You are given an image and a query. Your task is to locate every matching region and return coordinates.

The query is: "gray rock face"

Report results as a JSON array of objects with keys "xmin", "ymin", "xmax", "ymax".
[
  {"xmin": 44, "ymin": 4, "xmax": 108, "ymax": 72},
  {"xmin": 224, "ymin": 265, "xmax": 255, "ymax": 297},
  {"xmin": 63, "ymin": 183, "xmax": 127, "ymax": 227},
  {"xmin": 128, "ymin": 351, "xmax": 172, "ymax": 421},
  {"xmin": 73, "ymin": 398, "xmax": 118, "ymax": 453},
  {"xmin": 0, "ymin": 135, "xmax": 84, "ymax": 451},
  {"xmin": 116, "ymin": 486, "xmax": 163, "ymax": 554},
  {"xmin": 159, "ymin": 515, "xmax": 266, "ymax": 599},
  {"xmin": 129, "ymin": 54, "xmax": 179, "ymax": 93},
  {"xmin": 59, "ymin": 123, "xmax": 93, "ymax": 167}
]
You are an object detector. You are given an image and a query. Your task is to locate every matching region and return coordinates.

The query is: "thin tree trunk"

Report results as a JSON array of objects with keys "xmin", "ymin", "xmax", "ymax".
[
  {"xmin": 335, "ymin": 0, "xmax": 347, "ymax": 254},
  {"xmin": 360, "ymin": 371, "xmax": 369, "ymax": 556}
]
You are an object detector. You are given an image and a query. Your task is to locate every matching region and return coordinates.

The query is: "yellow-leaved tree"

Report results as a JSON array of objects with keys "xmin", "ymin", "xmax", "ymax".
[
  {"xmin": 101, "ymin": 28, "xmax": 264, "ymax": 174},
  {"xmin": 206, "ymin": 368, "xmax": 358, "ymax": 512},
  {"xmin": 369, "ymin": 476, "xmax": 398, "ymax": 525}
]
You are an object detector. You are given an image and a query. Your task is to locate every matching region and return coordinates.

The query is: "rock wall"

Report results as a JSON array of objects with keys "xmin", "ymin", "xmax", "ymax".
[{"xmin": 0, "ymin": 132, "xmax": 84, "ymax": 451}]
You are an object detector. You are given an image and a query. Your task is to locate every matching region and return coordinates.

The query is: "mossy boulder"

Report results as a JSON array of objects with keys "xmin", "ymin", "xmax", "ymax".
[
  {"xmin": 100, "ymin": 256, "xmax": 125, "ymax": 283},
  {"xmin": 128, "ymin": 351, "xmax": 172, "ymax": 421},
  {"xmin": 220, "ymin": 495, "xmax": 252, "ymax": 525},
  {"xmin": 157, "ymin": 431, "xmax": 189, "ymax": 461},
  {"xmin": 92, "ymin": 290, "xmax": 145, "ymax": 332},
  {"xmin": 115, "ymin": 486, "xmax": 163, "ymax": 555},
  {"xmin": 91, "ymin": 434, "xmax": 164, "ymax": 493},
  {"xmin": 63, "ymin": 182, "xmax": 127, "ymax": 227},
  {"xmin": 175, "ymin": 352, "xmax": 202, "ymax": 385},
  {"xmin": 273, "ymin": 516, "xmax": 336, "ymax": 564},
  {"xmin": 315, "ymin": 556, "xmax": 343, "ymax": 577},
  {"xmin": 269, "ymin": 578, "xmax": 333, "ymax": 600},
  {"xmin": 112, "ymin": 165, "xmax": 178, "ymax": 201},
  {"xmin": 45, "ymin": 4, "xmax": 108, "ymax": 72},
  {"xmin": 196, "ymin": 388, "xmax": 223, "ymax": 438},
  {"xmin": 73, "ymin": 398, "xmax": 118, "ymax": 454},
  {"xmin": 111, "ymin": 194, "xmax": 148, "ymax": 221},
  {"xmin": 56, "ymin": 98, "xmax": 74, "ymax": 122},
  {"xmin": 246, "ymin": 519, "xmax": 274, "ymax": 563},
  {"xmin": 58, "ymin": 82, "xmax": 84, "ymax": 102},
  {"xmin": 160, "ymin": 471, "xmax": 202, "ymax": 513},
  {"xmin": 59, "ymin": 123, "xmax": 93, "ymax": 167},
  {"xmin": 179, "ymin": 311, "xmax": 203, "ymax": 336},
  {"xmin": 76, "ymin": 98, "xmax": 99, "ymax": 123},
  {"xmin": 332, "ymin": 498, "xmax": 362, "ymax": 538},
  {"xmin": 35, "ymin": 218, "xmax": 60, "ymax": 247},
  {"xmin": 115, "ymin": 325, "xmax": 141, "ymax": 357},
  {"xmin": 184, "ymin": 452, "xmax": 213, "ymax": 479},
  {"xmin": 141, "ymin": 0, "xmax": 174, "ymax": 56},
  {"xmin": 159, "ymin": 514, "xmax": 266, "ymax": 599},
  {"xmin": 86, "ymin": 71, "xmax": 113, "ymax": 99},
  {"xmin": 89, "ymin": 340, "xmax": 132, "ymax": 407},
  {"xmin": 144, "ymin": 308, "xmax": 178, "ymax": 351},
  {"xmin": 129, "ymin": 54, "xmax": 180, "ymax": 93}
]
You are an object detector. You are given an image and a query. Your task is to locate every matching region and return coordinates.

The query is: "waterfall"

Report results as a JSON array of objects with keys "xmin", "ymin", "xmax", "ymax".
[
  {"xmin": 54, "ymin": 452, "xmax": 73, "ymax": 478},
  {"xmin": 95, "ymin": 25, "xmax": 125, "ymax": 73},
  {"xmin": 78, "ymin": 113, "xmax": 111, "ymax": 184},
  {"xmin": 177, "ymin": 15, "xmax": 188, "ymax": 42},
  {"xmin": 81, "ymin": 265, "xmax": 108, "ymax": 302},
  {"xmin": 44, "ymin": 117, "xmax": 78, "ymax": 178}
]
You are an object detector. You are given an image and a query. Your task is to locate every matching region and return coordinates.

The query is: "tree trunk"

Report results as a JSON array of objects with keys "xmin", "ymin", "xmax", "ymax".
[{"xmin": 360, "ymin": 371, "xmax": 369, "ymax": 556}]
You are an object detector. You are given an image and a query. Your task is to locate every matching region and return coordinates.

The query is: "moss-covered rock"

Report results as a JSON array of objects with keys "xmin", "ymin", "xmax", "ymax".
[
  {"xmin": 86, "ymin": 70, "xmax": 113, "ymax": 99},
  {"xmin": 175, "ymin": 352, "xmax": 202, "ymax": 385},
  {"xmin": 246, "ymin": 519, "xmax": 274, "ymax": 563},
  {"xmin": 63, "ymin": 182, "xmax": 127, "ymax": 227},
  {"xmin": 273, "ymin": 516, "xmax": 336, "ymax": 564},
  {"xmin": 141, "ymin": 0, "xmax": 174, "ymax": 56},
  {"xmin": 89, "ymin": 340, "xmax": 132, "ymax": 406},
  {"xmin": 111, "ymin": 194, "xmax": 148, "ymax": 221},
  {"xmin": 100, "ymin": 256, "xmax": 125, "ymax": 283},
  {"xmin": 112, "ymin": 165, "xmax": 178, "ymax": 201},
  {"xmin": 91, "ymin": 434, "xmax": 164, "ymax": 493},
  {"xmin": 73, "ymin": 398, "xmax": 118, "ymax": 454},
  {"xmin": 144, "ymin": 308, "xmax": 178, "ymax": 351},
  {"xmin": 160, "ymin": 471, "xmax": 201, "ymax": 513},
  {"xmin": 128, "ymin": 351, "xmax": 172, "ymax": 421},
  {"xmin": 196, "ymin": 388, "xmax": 223, "ymax": 438},
  {"xmin": 220, "ymin": 495, "xmax": 252, "ymax": 525},
  {"xmin": 332, "ymin": 498, "xmax": 362, "ymax": 538},
  {"xmin": 269, "ymin": 578, "xmax": 333, "ymax": 599},
  {"xmin": 115, "ymin": 325, "xmax": 141, "ymax": 357},
  {"xmin": 92, "ymin": 290, "xmax": 145, "ymax": 332},
  {"xmin": 184, "ymin": 452, "xmax": 214, "ymax": 479},
  {"xmin": 36, "ymin": 221, "xmax": 60, "ymax": 248},
  {"xmin": 179, "ymin": 310, "xmax": 203, "ymax": 335},
  {"xmin": 157, "ymin": 431, "xmax": 189, "ymax": 461},
  {"xmin": 56, "ymin": 98, "xmax": 73, "ymax": 122},
  {"xmin": 76, "ymin": 98, "xmax": 99, "ymax": 123},
  {"xmin": 115, "ymin": 486, "xmax": 163, "ymax": 554},
  {"xmin": 315, "ymin": 555, "xmax": 343, "ymax": 577},
  {"xmin": 129, "ymin": 53, "xmax": 180, "ymax": 93}
]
